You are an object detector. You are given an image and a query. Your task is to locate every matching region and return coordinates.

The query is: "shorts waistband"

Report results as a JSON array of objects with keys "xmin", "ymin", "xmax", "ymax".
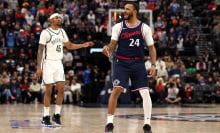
[{"xmin": 116, "ymin": 55, "xmax": 141, "ymax": 60}]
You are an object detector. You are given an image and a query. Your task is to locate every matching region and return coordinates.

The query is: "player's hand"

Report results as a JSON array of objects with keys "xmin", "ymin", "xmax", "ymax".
[
  {"xmin": 83, "ymin": 41, "xmax": 94, "ymax": 47},
  {"xmin": 102, "ymin": 45, "xmax": 110, "ymax": 57},
  {"xmin": 36, "ymin": 67, "xmax": 42, "ymax": 80},
  {"xmin": 147, "ymin": 65, "xmax": 156, "ymax": 78}
]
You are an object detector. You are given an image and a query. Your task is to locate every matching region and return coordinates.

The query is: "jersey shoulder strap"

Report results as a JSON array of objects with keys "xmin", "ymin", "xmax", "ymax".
[
  {"xmin": 45, "ymin": 28, "xmax": 52, "ymax": 43},
  {"xmin": 60, "ymin": 28, "xmax": 65, "ymax": 38}
]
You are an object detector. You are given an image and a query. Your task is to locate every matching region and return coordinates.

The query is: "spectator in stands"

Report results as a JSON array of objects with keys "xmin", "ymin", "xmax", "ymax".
[
  {"xmin": 105, "ymin": 69, "xmax": 111, "ymax": 86},
  {"xmin": 15, "ymin": 8, "xmax": 25, "ymax": 25},
  {"xmin": 90, "ymin": 66, "xmax": 101, "ymax": 103},
  {"xmin": 168, "ymin": 36, "xmax": 177, "ymax": 56},
  {"xmin": 155, "ymin": 78, "xmax": 165, "ymax": 103},
  {"xmin": 0, "ymin": 71, "xmax": 10, "ymax": 85},
  {"xmin": 170, "ymin": 0, "xmax": 180, "ymax": 14},
  {"xmin": 20, "ymin": 78, "xmax": 31, "ymax": 103},
  {"xmin": 207, "ymin": 76, "xmax": 215, "ymax": 86},
  {"xmin": 169, "ymin": 64, "xmax": 180, "ymax": 78},
  {"xmin": 157, "ymin": 64, "xmax": 168, "ymax": 78},
  {"xmin": 196, "ymin": 58, "xmax": 207, "ymax": 72},
  {"xmin": 0, "ymin": 79, "xmax": 15, "ymax": 104},
  {"xmin": 183, "ymin": 1, "xmax": 192, "ymax": 18},
  {"xmin": 155, "ymin": 17, "xmax": 166, "ymax": 30},
  {"xmin": 139, "ymin": 0, "xmax": 148, "ymax": 10},
  {"xmin": 87, "ymin": 10, "xmax": 96, "ymax": 25},
  {"xmin": 165, "ymin": 56, "xmax": 175, "ymax": 71},
  {"xmin": 16, "ymin": 29, "xmax": 28, "ymax": 49},
  {"xmin": 145, "ymin": 57, "xmax": 152, "ymax": 71},
  {"xmin": 29, "ymin": 78, "xmax": 42, "ymax": 103},
  {"xmin": 63, "ymin": 80, "xmax": 73, "ymax": 104},
  {"xmin": 6, "ymin": 29, "xmax": 16, "ymax": 48},
  {"xmin": 213, "ymin": 22, "xmax": 220, "ymax": 38},
  {"xmin": 184, "ymin": 83, "xmax": 194, "ymax": 103},
  {"xmin": 25, "ymin": 11, "xmax": 34, "ymax": 26},
  {"xmin": 165, "ymin": 82, "xmax": 181, "ymax": 104},
  {"xmin": 70, "ymin": 79, "xmax": 82, "ymax": 104},
  {"xmin": 61, "ymin": 8, "xmax": 70, "ymax": 27},
  {"xmin": 185, "ymin": 57, "xmax": 196, "ymax": 72},
  {"xmin": 0, "ymin": 28, "xmax": 5, "ymax": 47},
  {"xmin": 198, "ymin": 75, "xmax": 206, "ymax": 87},
  {"xmin": 83, "ymin": 65, "xmax": 92, "ymax": 103},
  {"xmin": 9, "ymin": 78, "xmax": 21, "ymax": 103},
  {"xmin": 156, "ymin": 57, "xmax": 166, "ymax": 70},
  {"xmin": 208, "ymin": 1, "xmax": 217, "ymax": 12},
  {"xmin": 211, "ymin": 57, "xmax": 219, "ymax": 73},
  {"xmin": 63, "ymin": 48, "xmax": 73, "ymax": 71},
  {"xmin": 212, "ymin": 15, "xmax": 220, "ymax": 26}
]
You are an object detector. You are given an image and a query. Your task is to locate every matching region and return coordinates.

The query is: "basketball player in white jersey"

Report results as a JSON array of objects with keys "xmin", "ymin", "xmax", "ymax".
[{"xmin": 36, "ymin": 13, "xmax": 94, "ymax": 126}]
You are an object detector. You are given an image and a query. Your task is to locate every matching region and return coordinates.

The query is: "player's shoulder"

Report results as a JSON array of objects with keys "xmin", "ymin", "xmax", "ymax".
[
  {"xmin": 113, "ymin": 22, "xmax": 123, "ymax": 28},
  {"xmin": 141, "ymin": 22, "xmax": 152, "ymax": 32},
  {"xmin": 41, "ymin": 29, "xmax": 50, "ymax": 35},
  {"xmin": 60, "ymin": 28, "xmax": 65, "ymax": 32},
  {"xmin": 141, "ymin": 22, "xmax": 150, "ymax": 28}
]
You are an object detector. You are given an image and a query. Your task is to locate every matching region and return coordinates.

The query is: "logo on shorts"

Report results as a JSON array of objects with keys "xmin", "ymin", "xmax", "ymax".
[{"xmin": 113, "ymin": 79, "xmax": 120, "ymax": 86}]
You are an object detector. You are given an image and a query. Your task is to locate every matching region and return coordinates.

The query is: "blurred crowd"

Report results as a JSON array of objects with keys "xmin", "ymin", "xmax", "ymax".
[{"xmin": 0, "ymin": 0, "xmax": 220, "ymax": 105}]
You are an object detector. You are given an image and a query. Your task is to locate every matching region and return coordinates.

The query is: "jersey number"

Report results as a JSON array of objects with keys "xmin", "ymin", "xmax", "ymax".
[
  {"xmin": 129, "ymin": 38, "xmax": 140, "ymax": 47},
  {"xmin": 56, "ymin": 45, "xmax": 61, "ymax": 52}
]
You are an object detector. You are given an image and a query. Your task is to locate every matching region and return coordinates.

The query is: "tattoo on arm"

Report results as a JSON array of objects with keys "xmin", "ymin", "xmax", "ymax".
[
  {"xmin": 108, "ymin": 40, "xmax": 118, "ymax": 53},
  {"xmin": 37, "ymin": 44, "xmax": 45, "ymax": 68},
  {"xmin": 149, "ymin": 45, "xmax": 157, "ymax": 64}
]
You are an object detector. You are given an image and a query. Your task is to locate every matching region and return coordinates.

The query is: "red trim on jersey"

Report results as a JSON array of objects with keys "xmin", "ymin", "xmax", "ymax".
[
  {"xmin": 117, "ymin": 55, "xmax": 141, "ymax": 60},
  {"xmin": 131, "ymin": 87, "xmax": 149, "ymax": 92},
  {"xmin": 118, "ymin": 22, "xmax": 123, "ymax": 36},
  {"xmin": 125, "ymin": 20, "xmax": 141, "ymax": 28},
  {"xmin": 113, "ymin": 86, "xmax": 124, "ymax": 90},
  {"xmin": 141, "ymin": 23, "xmax": 145, "ymax": 37}
]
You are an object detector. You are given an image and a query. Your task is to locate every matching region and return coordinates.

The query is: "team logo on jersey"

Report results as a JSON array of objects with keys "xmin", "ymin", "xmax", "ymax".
[
  {"xmin": 51, "ymin": 38, "xmax": 62, "ymax": 45},
  {"xmin": 113, "ymin": 79, "xmax": 120, "ymax": 86},
  {"xmin": 116, "ymin": 113, "xmax": 220, "ymax": 122},
  {"xmin": 121, "ymin": 31, "xmax": 141, "ymax": 39}
]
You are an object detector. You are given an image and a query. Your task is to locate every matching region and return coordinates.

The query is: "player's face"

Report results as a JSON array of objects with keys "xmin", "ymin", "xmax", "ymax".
[
  {"xmin": 124, "ymin": 4, "xmax": 135, "ymax": 20},
  {"xmin": 52, "ymin": 16, "xmax": 62, "ymax": 26}
]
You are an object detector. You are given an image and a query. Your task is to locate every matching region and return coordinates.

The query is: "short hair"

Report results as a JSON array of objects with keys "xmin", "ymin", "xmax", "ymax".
[{"xmin": 125, "ymin": 2, "xmax": 139, "ymax": 15}]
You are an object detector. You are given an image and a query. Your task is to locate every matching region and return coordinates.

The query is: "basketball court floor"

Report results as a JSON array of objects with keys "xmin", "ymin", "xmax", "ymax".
[{"xmin": 0, "ymin": 104, "xmax": 220, "ymax": 133}]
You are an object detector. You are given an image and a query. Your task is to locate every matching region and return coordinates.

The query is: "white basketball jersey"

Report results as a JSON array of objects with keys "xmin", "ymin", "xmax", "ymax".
[{"xmin": 39, "ymin": 28, "xmax": 69, "ymax": 61}]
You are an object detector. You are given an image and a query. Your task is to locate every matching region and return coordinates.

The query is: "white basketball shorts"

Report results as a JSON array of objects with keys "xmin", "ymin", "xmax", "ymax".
[{"xmin": 42, "ymin": 60, "xmax": 65, "ymax": 84}]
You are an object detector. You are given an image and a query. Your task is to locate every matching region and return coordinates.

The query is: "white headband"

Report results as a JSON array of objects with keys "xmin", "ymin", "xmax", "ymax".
[{"xmin": 50, "ymin": 13, "xmax": 61, "ymax": 19}]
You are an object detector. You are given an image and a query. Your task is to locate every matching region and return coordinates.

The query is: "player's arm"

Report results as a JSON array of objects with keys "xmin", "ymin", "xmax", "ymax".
[
  {"xmin": 143, "ymin": 24, "xmax": 157, "ymax": 77},
  {"xmin": 102, "ymin": 40, "xmax": 118, "ymax": 57},
  {"xmin": 102, "ymin": 22, "xmax": 121, "ymax": 57},
  {"xmin": 63, "ymin": 41, "xmax": 94, "ymax": 50},
  {"xmin": 36, "ymin": 30, "xmax": 47, "ymax": 80},
  {"xmin": 36, "ymin": 44, "xmax": 45, "ymax": 79},
  {"xmin": 148, "ymin": 45, "xmax": 156, "ymax": 66},
  {"xmin": 62, "ymin": 29, "xmax": 94, "ymax": 50}
]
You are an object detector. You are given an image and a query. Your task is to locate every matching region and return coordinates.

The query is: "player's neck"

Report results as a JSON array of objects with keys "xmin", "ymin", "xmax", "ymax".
[
  {"xmin": 127, "ymin": 17, "xmax": 139, "ymax": 27},
  {"xmin": 50, "ymin": 25, "xmax": 59, "ymax": 30}
]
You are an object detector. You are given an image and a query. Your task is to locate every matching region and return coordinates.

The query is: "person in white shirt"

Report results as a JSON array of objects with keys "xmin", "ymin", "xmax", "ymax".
[
  {"xmin": 29, "ymin": 78, "xmax": 42, "ymax": 103},
  {"xmin": 87, "ymin": 10, "xmax": 96, "ymax": 25},
  {"xmin": 63, "ymin": 80, "xmax": 72, "ymax": 103},
  {"xmin": 25, "ymin": 11, "xmax": 34, "ymax": 26},
  {"xmin": 70, "ymin": 79, "xmax": 82, "ymax": 103},
  {"xmin": 156, "ymin": 57, "xmax": 166, "ymax": 71},
  {"xmin": 139, "ymin": 0, "xmax": 148, "ymax": 10},
  {"xmin": 36, "ymin": 13, "xmax": 94, "ymax": 126},
  {"xmin": 63, "ymin": 48, "xmax": 73, "ymax": 69},
  {"xmin": 165, "ymin": 82, "xmax": 181, "ymax": 103}
]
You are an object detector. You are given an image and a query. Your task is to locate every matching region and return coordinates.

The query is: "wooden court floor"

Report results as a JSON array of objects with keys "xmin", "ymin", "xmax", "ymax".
[{"xmin": 0, "ymin": 104, "xmax": 220, "ymax": 133}]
